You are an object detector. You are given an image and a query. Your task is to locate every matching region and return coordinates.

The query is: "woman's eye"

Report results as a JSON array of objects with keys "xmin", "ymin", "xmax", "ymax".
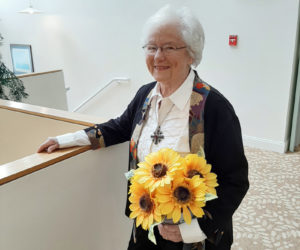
[
  {"xmin": 164, "ymin": 46, "xmax": 176, "ymax": 52},
  {"xmin": 148, "ymin": 46, "xmax": 157, "ymax": 51}
]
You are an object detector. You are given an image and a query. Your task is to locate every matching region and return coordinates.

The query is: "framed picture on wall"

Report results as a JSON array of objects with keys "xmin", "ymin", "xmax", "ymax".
[{"xmin": 10, "ymin": 44, "xmax": 34, "ymax": 75}]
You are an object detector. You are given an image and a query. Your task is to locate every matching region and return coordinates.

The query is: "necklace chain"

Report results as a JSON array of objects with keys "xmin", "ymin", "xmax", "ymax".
[{"xmin": 151, "ymin": 100, "xmax": 175, "ymax": 145}]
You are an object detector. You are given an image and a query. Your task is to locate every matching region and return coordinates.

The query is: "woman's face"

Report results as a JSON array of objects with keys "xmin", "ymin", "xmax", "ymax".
[{"xmin": 145, "ymin": 24, "xmax": 193, "ymax": 86}]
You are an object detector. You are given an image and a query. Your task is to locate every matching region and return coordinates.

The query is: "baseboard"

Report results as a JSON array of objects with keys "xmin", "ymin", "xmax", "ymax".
[{"xmin": 242, "ymin": 135, "xmax": 288, "ymax": 153}]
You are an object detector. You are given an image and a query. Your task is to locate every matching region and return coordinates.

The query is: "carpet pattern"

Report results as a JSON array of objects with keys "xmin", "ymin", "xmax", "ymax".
[{"xmin": 232, "ymin": 147, "xmax": 300, "ymax": 249}]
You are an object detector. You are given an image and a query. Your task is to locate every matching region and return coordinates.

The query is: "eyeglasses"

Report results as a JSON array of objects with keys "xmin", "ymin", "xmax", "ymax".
[{"xmin": 142, "ymin": 44, "xmax": 187, "ymax": 55}]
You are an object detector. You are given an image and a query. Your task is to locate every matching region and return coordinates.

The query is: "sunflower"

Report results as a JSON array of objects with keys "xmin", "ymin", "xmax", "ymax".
[
  {"xmin": 129, "ymin": 181, "xmax": 162, "ymax": 230},
  {"xmin": 133, "ymin": 148, "xmax": 183, "ymax": 192},
  {"xmin": 156, "ymin": 175, "xmax": 206, "ymax": 224},
  {"xmin": 184, "ymin": 154, "xmax": 218, "ymax": 195}
]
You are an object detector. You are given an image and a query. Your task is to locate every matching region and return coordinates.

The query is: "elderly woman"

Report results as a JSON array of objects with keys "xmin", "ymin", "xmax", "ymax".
[{"xmin": 38, "ymin": 5, "xmax": 248, "ymax": 250}]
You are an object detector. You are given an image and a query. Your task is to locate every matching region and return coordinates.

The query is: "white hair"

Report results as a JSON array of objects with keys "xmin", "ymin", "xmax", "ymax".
[{"xmin": 141, "ymin": 5, "xmax": 205, "ymax": 67}]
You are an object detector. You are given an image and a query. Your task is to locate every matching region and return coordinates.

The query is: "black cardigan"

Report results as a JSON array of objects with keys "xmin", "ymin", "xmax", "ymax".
[{"xmin": 86, "ymin": 82, "xmax": 249, "ymax": 249}]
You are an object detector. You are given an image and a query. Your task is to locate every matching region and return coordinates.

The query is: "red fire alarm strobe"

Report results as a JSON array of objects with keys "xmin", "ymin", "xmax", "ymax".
[{"xmin": 229, "ymin": 35, "xmax": 238, "ymax": 46}]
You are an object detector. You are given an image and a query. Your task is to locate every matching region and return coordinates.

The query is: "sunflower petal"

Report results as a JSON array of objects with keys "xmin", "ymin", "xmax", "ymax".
[
  {"xmin": 147, "ymin": 179, "xmax": 155, "ymax": 188},
  {"xmin": 134, "ymin": 168, "xmax": 149, "ymax": 175},
  {"xmin": 157, "ymin": 187, "xmax": 170, "ymax": 195},
  {"xmin": 150, "ymin": 181, "xmax": 161, "ymax": 192},
  {"xmin": 194, "ymin": 196, "xmax": 205, "ymax": 201},
  {"xmin": 129, "ymin": 195, "xmax": 135, "ymax": 203},
  {"xmin": 204, "ymin": 164, "xmax": 212, "ymax": 173},
  {"xmin": 136, "ymin": 214, "xmax": 144, "ymax": 227},
  {"xmin": 154, "ymin": 211, "xmax": 162, "ymax": 222},
  {"xmin": 159, "ymin": 202, "xmax": 174, "ymax": 214},
  {"xmin": 142, "ymin": 216, "xmax": 149, "ymax": 230},
  {"xmin": 182, "ymin": 206, "xmax": 192, "ymax": 224},
  {"xmin": 154, "ymin": 207, "xmax": 161, "ymax": 216},
  {"xmin": 137, "ymin": 176, "xmax": 149, "ymax": 184},
  {"xmin": 137, "ymin": 162, "xmax": 149, "ymax": 169},
  {"xmin": 148, "ymin": 213, "xmax": 153, "ymax": 226},
  {"xmin": 193, "ymin": 189, "xmax": 206, "ymax": 198},
  {"xmin": 167, "ymin": 213, "xmax": 172, "ymax": 219},
  {"xmin": 189, "ymin": 203, "xmax": 205, "ymax": 218},
  {"xmin": 156, "ymin": 194, "xmax": 171, "ymax": 203},
  {"xmin": 207, "ymin": 188, "xmax": 217, "ymax": 195},
  {"xmin": 154, "ymin": 214, "xmax": 161, "ymax": 222},
  {"xmin": 129, "ymin": 203, "xmax": 139, "ymax": 211},
  {"xmin": 205, "ymin": 172, "xmax": 217, "ymax": 180},
  {"xmin": 130, "ymin": 210, "xmax": 140, "ymax": 219},
  {"xmin": 172, "ymin": 206, "xmax": 181, "ymax": 223},
  {"xmin": 164, "ymin": 176, "xmax": 171, "ymax": 185}
]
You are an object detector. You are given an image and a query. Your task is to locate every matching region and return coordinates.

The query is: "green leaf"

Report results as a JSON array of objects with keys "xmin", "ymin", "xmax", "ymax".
[
  {"xmin": 205, "ymin": 193, "xmax": 218, "ymax": 202},
  {"xmin": 148, "ymin": 222, "xmax": 162, "ymax": 245},
  {"xmin": 197, "ymin": 147, "xmax": 206, "ymax": 158},
  {"xmin": 124, "ymin": 169, "xmax": 135, "ymax": 180},
  {"xmin": 0, "ymin": 62, "xmax": 28, "ymax": 101}
]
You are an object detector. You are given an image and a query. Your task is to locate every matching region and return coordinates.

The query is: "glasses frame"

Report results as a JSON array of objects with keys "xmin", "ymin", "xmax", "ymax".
[{"xmin": 142, "ymin": 44, "xmax": 187, "ymax": 55}]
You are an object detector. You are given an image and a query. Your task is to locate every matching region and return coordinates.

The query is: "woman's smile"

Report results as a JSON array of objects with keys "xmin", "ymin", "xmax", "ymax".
[{"xmin": 154, "ymin": 65, "xmax": 170, "ymax": 71}]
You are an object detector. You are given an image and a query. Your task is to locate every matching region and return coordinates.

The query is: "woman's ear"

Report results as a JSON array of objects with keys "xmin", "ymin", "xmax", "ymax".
[{"xmin": 188, "ymin": 55, "xmax": 193, "ymax": 66}]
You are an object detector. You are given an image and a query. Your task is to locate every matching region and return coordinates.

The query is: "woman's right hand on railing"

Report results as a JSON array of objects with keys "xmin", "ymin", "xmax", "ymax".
[{"xmin": 37, "ymin": 137, "xmax": 59, "ymax": 153}]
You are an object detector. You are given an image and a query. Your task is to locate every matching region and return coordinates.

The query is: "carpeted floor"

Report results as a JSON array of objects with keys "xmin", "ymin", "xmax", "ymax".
[{"xmin": 232, "ymin": 147, "xmax": 300, "ymax": 249}]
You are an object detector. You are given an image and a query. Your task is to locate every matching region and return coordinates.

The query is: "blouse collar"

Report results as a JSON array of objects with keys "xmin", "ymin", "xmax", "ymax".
[{"xmin": 150, "ymin": 69, "xmax": 194, "ymax": 111}]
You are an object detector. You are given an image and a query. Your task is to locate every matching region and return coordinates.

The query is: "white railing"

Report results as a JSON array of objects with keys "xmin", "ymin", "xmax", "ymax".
[{"xmin": 73, "ymin": 77, "xmax": 130, "ymax": 112}]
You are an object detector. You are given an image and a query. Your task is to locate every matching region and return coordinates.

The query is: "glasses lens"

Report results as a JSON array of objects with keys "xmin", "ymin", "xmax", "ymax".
[
  {"xmin": 143, "ymin": 45, "xmax": 185, "ymax": 54},
  {"xmin": 144, "ymin": 45, "xmax": 157, "ymax": 54},
  {"xmin": 162, "ymin": 45, "xmax": 177, "ymax": 54}
]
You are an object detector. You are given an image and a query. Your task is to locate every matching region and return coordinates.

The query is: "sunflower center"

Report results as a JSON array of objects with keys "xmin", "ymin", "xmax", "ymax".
[
  {"xmin": 139, "ymin": 194, "xmax": 153, "ymax": 212},
  {"xmin": 152, "ymin": 163, "xmax": 168, "ymax": 178},
  {"xmin": 173, "ymin": 186, "xmax": 191, "ymax": 203},
  {"xmin": 187, "ymin": 169, "xmax": 203, "ymax": 178}
]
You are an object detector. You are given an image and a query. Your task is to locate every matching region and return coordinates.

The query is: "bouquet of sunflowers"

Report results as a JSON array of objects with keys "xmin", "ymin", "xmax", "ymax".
[{"xmin": 126, "ymin": 148, "xmax": 218, "ymax": 244}]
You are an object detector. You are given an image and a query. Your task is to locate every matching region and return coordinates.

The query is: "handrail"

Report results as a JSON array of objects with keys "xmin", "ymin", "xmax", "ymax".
[
  {"xmin": 0, "ymin": 99, "xmax": 106, "ymax": 185},
  {"xmin": 0, "ymin": 146, "xmax": 90, "ymax": 186},
  {"xmin": 73, "ymin": 77, "xmax": 130, "ymax": 112}
]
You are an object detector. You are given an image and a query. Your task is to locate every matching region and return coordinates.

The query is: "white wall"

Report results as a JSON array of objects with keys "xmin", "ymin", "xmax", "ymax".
[
  {"xmin": 19, "ymin": 70, "xmax": 68, "ymax": 110},
  {"xmin": 0, "ymin": 0, "xmax": 299, "ymax": 152}
]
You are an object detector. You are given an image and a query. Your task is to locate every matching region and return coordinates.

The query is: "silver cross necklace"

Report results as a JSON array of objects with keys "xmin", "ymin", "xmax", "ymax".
[{"xmin": 151, "ymin": 100, "xmax": 175, "ymax": 145}]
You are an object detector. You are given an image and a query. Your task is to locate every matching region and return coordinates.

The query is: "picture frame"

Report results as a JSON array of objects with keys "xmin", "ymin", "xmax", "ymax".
[{"xmin": 10, "ymin": 44, "xmax": 34, "ymax": 75}]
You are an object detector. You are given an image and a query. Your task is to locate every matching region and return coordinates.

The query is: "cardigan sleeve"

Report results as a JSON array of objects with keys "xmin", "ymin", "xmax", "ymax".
[
  {"xmin": 198, "ymin": 89, "xmax": 249, "ymax": 245},
  {"xmin": 84, "ymin": 82, "xmax": 155, "ymax": 149}
]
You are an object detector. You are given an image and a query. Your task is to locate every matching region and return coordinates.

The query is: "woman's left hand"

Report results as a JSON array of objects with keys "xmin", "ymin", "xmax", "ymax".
[
  {"xmin": 37, "ymin": 137, "xmax": 59, "ymax": 153},
  {"xmin": 158, "ymin": 224, "xmax": 183, "ymax": 242}
]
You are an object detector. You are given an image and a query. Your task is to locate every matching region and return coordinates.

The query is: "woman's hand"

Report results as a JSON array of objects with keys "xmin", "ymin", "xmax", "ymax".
[
  {"xmin": 158, "ymin": 224, "xmax": 183, "ymax": 242},
  {"xmin": 37, "ymin": 137, "xmax": 59, "ymax": 153}
]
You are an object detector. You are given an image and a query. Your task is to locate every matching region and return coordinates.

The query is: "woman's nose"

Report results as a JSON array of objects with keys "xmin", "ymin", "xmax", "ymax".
[{"xmin": 154, "ymin": 47, "xmax": 165, "ymax": 60}]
